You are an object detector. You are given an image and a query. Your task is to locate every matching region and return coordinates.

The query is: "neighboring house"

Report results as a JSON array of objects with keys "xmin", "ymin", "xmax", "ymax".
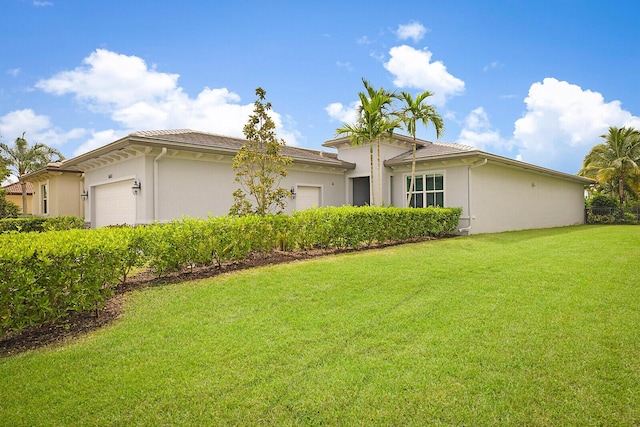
[
  {"xmin": 24, "ymin": 129, "xmax": 593, "ymax": 234},
  {"xmin": 1, "ymin": 181, "xmax": 34, "ymax": 214},
  {"xmin": 21, "ymin": 163, "xmax": 84, "ymax": 218}
]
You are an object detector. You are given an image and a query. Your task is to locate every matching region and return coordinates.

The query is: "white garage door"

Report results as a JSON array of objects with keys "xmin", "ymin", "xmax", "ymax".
[
  {"xmin": 296, "ymin": 186, "xmax": 321, "ymax": 210},
  {"xmin": 94, "ymin": 180, "xmax": 136, "ymax": 227}
]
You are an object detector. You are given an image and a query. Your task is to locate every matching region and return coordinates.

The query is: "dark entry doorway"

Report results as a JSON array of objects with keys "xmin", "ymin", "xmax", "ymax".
[{"xmin": 352, "ymin": 176, "xmax": 370, "ymax": 206}]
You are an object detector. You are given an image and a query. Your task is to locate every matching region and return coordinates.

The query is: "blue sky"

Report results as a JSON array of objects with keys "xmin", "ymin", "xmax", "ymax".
[{"xmin": 2, "ymin": 0, "xmax": 640, "ymax": 176}]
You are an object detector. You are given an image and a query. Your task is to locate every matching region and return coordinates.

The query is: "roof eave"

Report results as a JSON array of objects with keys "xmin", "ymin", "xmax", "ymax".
[
  {"xmin": 385, "ymin": 151, "xmax": 595, "ymax": 184},
  {"xmin": 57, "ymin": 132, "xmax": 356, "ymax": 171}
]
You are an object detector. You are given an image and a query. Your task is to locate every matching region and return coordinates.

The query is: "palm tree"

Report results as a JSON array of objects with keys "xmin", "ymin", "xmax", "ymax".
[
  {"xmin": 336, "ymin": 78, "xmax": 398, "ymax": 206},
  {"xmin": 579, "ymin": 126, "xmax": 640, "ymax": 208},
  {"xmin": 395, "ymin": 90, "xmax": 444, "ymax": 207},
  {"xmin": 0, "ymin": 132, "xmax": 64, "ymax": 213},
  {"xmin": 362, "ymin": 79, "xmax": 399, "ymax": 203}
]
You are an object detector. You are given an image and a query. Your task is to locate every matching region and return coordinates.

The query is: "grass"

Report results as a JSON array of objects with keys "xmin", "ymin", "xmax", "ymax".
[{"xmin": 1, "ymin": 225, "xmax": 639, "ymax": 426}]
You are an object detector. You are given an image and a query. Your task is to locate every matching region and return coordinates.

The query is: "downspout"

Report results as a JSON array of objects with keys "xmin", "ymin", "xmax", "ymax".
[
  {"xmin": 458, "ymin": 158, "xmax": 487, "ymax": 233},
  {"xmin": 153, "ymin": 147, "xmax": 167, "ymax": 221}
]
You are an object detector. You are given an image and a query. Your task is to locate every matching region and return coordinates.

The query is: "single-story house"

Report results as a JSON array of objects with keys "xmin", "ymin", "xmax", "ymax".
[
  {"xmin": 1, "ymin": 181, "xmax": 35, "ymax": 214},
  {"xmin": 23, "ymin": 129, "xmax": 593, "ymax": 234},
  {"xmin": 20, "ymin": 163, "xmax": 84, "ymax": 218}
]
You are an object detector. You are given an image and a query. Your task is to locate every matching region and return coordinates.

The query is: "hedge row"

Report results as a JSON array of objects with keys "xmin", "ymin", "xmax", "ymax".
[
  {"xmin": 0, "ymin": 216, "xmax": 85, "ymax": 233},
  {"xmin": 0, "ymin": 206, "xmax": 461, "ymax": 336}
]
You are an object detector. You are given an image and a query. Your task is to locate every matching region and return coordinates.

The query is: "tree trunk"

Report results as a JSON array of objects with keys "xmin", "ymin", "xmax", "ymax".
[
  {"xmin": 376, "ymin": 138, "xmax": 381, "ymax": 206},
  {"xmin": 619, "ymin": 174, "xmax": 625, "ymax": 211},
  {"xmin": 369, "ymin": 142, "xmax": 375, "ymax": 206},
  {"xmin": 407, "ymin": 138, "xmax": 417, "ymax": 207},
  {"xmin": 20, "ymin": 180, "xmax": 27, "ymax": 215}
]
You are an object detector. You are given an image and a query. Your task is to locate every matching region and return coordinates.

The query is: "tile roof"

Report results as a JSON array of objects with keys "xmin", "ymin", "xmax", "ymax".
[
  {"xmin": 397, "ymin": 141, "xmax": 475, "ymax": 160},
  {"xmin": 129, "ymin": 130, "xmax": 351, "ymax": 168},
  {"xmin": 385, "ymin": 141, "xmax": 477, "ymax": 164},
  {"xmin": 1, "ymin": 181, "xmax": 34, "ymax": 194}
]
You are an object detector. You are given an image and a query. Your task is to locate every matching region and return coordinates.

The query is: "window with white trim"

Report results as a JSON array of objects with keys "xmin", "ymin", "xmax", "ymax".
[
  {"xmin": 41, "ymin": 183, "xmax": 49, "ymax": 215},
  {"xmin": 406, "ymin": 173, "xmax": 444, "ymax": 208}
]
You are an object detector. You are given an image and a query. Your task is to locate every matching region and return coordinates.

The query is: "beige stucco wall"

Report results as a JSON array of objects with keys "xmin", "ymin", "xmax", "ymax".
[
  {"xmin": 29, "ymin": 174, "xmax": 83, "ymax": 217},
  {"xmin": 51, "ymin": 174, "xmax": 83, "ymax": 217},
  {"xmin": 469, "ymin": 162, "xmax": 586, "ymax": 234},
  {"xmin": 5, "ymin": 193, "xmax": 32, "ymax": 214}
]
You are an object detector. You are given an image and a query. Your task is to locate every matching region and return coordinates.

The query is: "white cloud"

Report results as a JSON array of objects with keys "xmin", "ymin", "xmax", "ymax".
[
  {"xmin": 513, "ymin": 77, "xmax": 640, "ymax": 172},
  {"xmin": 396, "ymin": 22, "xmax": 428, "ymax": 43},
  {"xmin": 325, "ymin": 101, "xmax": 360, "ymax": 124},
  {"xmin": 483, "ymin": 61, "xmax": 503, "ymax": 72},
  {"xmin": 73, "ymin": 129, "xmax": 126, "ymax": 156},
  {"xmin": 0, "ymin": 109, "xmax": 86, "ymax": 149},
  {"xmin": 384, "ymin": 45, "xmax": 465, "ymax": 106},
  {"xmin": 6, "ymin": 68, "xmax": 20, "ymax": 77},
  {"xmin": 33, "ymin": 1, "xmax": 53, "ymax": 6},
  {"xmin": 36, "ymin": 49, "xmax": 179, "ymax": 110},
  {"xmin": 34, "ymin": 49, "xmax": 299, "ymax": 148},
  {"xmin": 458, "ymin": 107, "xmax": 510, "ymax": 151}
]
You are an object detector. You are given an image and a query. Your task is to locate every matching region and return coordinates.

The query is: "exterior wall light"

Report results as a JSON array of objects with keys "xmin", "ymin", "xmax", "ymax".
[
  {"xmin": 81, "ymin": 189, "xmax": 89, "ymax": 201},
  {"xmin": 290, "ymin": 186, "xmax": 296, "ymax": 199},
  {"xmin": 132, "ymin": 179, "xmax": 141, "ymax": 195}
]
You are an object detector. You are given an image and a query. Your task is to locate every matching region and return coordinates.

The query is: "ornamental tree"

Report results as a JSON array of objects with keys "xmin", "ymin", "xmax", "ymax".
[{"xmin": 230, "ymin": 88, "xmax": 292, "ymax": 216}]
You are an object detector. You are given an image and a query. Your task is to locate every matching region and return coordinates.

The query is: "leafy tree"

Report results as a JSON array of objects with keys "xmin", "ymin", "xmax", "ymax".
[
  {"xmin": 0, "ymin": 132, "xmax": 64, "ymax": 213},
  {"xmin": 336, "ymin": 78, "xmax": 398, "ymax": 206},
  {"xmin": 230, "ymin": 88, "xmax": 292, "ymax": 216},
  {"xmin": 395, "ymin": 90, "xmax": 444, "ymax": 207},
  {"xmin": 0, "ymin": 155, "xmax": 10, "ymax": 183},
  {"xmin": 579, "ymin": 126, "xmax": 640, "ymax": 208}
]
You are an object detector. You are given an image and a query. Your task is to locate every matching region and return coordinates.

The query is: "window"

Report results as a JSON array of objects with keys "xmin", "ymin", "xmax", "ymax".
[
  {"xmin": 406, "ymin": 173, "xmax": 444, "ymax": 208},
  {"xmin": 41, "ymin": 183, "xmax": 48, "ymax": 215}
]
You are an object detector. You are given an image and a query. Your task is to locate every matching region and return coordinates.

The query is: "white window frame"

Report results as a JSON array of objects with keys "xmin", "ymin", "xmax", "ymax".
[
  {"xmin": 41, "ymin": 182, "xmax": 49, "ymax": 215},
  {"xmin": 405, "ymin": 172, "xmax": 445, "ymax": 208}
]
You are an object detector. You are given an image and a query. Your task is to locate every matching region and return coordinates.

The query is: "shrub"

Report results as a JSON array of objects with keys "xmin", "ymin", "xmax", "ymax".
[
  {"xmin": 0, "ymin": 217, "xmax": 47, "ymax": 233},
  {"xmin": 42, "ymin": 216, "xmax": 86, "ymax": 231},
  {"xmin": 622, "ymin": 211, "xmax": 638, "ymax": 224},
  {"xmin": 291, "ymin": 206, "xmax": 462, "ymax": 249},
  {"xmin": 0, "ymin": 229, "xmax": 126, "ymax": 335},
  {"xmin": 0, "ymin": 189, "xmax": 19, "ymax": 219},
  {"xmin": 0, "ymin": 216, "xmax": 85, "ymax": 233}
]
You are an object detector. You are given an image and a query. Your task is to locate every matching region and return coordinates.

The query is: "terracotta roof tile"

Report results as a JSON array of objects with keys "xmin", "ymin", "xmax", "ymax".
[{"xmin": 1, "ymin": 181, "xmax": 34, "ymax": 195}]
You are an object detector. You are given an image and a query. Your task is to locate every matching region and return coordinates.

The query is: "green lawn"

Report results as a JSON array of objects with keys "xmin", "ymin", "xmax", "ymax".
[{"xmin": 1, "ymin": 225, "xmax": 639, "ymax": 426}]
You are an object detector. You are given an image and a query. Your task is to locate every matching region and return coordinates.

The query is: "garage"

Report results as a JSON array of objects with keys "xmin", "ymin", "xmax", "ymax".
[
  {"xmin": 94, "ymin": 179, "xmax": 136, "ymax": 227},
  {"xmin": 295, "ymin": 185, "xmax": 321, "ymax": 210}
]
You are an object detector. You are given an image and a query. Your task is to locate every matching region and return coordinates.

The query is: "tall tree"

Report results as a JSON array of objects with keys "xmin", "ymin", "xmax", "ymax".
[
  {"xmin": 579, "ymin": 126, "xmax": 640, "ymax": 208},
  {"xmin": 0, "ymin": 154, "xmax": 10, "ymax": 183},
  {"xmin": 0, "ymin": 132, "xmax": 64, "ymax": 213},
  {"xmin": 336, "ymin": 78, "xmax": 398, "ymax": 206},
  {"xmin": 230, "ymin": 88, "xmax": 292, "ymax": 216},
  {"xmin": 395, "ymin": 90, "xmax": 444, "ymax": 207}
]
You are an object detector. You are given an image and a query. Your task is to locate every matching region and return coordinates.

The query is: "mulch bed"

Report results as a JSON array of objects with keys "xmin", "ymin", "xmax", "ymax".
[{"xmin": 0, "ymin": 239, "xmax": 435, "ymax": 357}]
